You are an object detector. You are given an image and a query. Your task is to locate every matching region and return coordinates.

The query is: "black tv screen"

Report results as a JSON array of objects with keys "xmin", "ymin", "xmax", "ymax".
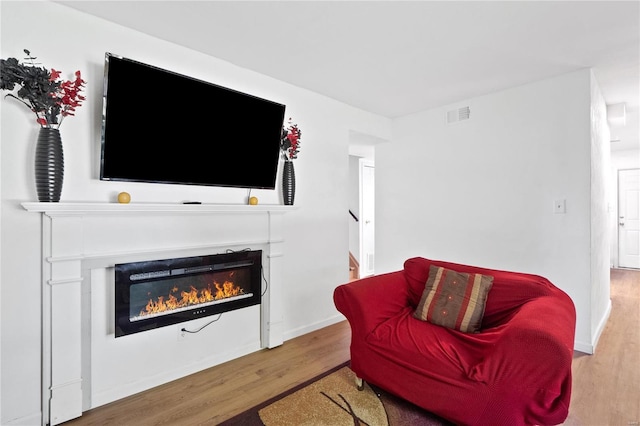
[{"xmin": 100, "ymin": 53, "xmax": 286, "ymax": 189}]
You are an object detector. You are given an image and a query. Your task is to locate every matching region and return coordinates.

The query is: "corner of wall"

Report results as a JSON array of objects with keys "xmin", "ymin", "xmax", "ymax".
[
  {"xmin": 575, "ymin": 297, "xmax": 612, "ymax": 355},
  {"xmin": 589, "ymin": 70, "xmax": 613, "ymax": 349}
]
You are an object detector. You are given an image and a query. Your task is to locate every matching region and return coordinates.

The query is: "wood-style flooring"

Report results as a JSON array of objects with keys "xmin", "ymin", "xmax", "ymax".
[
  {"xmin": 563, "ymin": 268, "xmax": 640, "ymax": 426},
  {"xmin": 65, "ymin": 268, "xmax": 639, "ymax": 425}
]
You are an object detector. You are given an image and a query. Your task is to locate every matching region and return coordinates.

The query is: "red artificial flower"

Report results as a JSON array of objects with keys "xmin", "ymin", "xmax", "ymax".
[
  {"xmin": 49, "ymin": 69, "xmax": 61, "ymax": 81},
  {"xmin": 280, "ymin": 118, "xmax": 302, "ymax": 160}
]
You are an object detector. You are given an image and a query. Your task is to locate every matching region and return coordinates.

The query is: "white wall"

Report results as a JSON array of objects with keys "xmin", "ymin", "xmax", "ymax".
[
  {"xmin": 0, "ymin": 2, "xmax": 391, "ymax": 424},
  {"xmin": 611, "ymin": 149, "xmax": 640, "ymax": 170},
  {"xmin": 376, "ymin": 69, "xmax": 610, "ymax": 354}
]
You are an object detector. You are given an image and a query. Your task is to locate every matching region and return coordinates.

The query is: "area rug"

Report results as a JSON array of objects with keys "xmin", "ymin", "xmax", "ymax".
[{"xmin": 220, "ymin": 362, "xmax": 453, "ymax": 425}]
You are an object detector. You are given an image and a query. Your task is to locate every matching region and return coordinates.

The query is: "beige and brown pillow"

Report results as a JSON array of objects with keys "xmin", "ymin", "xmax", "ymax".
[{"xmin": 413, "ymin": 265, "xmax": 493, "ymax": 333}]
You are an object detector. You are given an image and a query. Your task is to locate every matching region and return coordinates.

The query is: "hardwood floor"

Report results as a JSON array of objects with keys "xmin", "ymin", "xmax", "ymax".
[
  {"xmin": 563, "ymin": 268, "xmax": 640, "ymax": 426},
  {"xmin": 65, "ymin": 269, "xmax": 639, "ymax": 426}
]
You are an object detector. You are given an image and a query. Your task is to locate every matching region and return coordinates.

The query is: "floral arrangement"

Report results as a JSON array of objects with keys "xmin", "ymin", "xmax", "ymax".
[
  {"xmin": 0, "ymin": 49, "xmax": 86, "ymax": 129},
  {"xmin": 281, "ymin": 118, "xmax": 301, "ymax": 161}
]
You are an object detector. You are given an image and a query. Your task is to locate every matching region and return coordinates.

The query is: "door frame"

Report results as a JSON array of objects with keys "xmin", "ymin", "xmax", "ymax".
[{"xmin": 359, "ymin": 158, "xmax": 375, "ymax": 277}]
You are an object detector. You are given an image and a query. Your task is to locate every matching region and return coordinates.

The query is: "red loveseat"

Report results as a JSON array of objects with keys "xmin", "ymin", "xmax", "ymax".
[{"xmin": 333, "ymin": 257, "xmax": 576, "ymax": 426}]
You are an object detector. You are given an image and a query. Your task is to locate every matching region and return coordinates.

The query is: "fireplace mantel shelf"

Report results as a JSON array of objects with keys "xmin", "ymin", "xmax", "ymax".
[{"xmin": 22, "ymin": 202, "xmax": 297, "ymax": 215}]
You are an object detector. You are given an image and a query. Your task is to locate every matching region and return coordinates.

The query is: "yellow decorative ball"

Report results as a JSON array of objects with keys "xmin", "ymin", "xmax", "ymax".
[
  {"xmin": 249, "ymin": 196, "xmax": 258, "ymax": 205},
  {"xmin": 117, "ymin": 192, "xmax": 131, "ymax": 204}
]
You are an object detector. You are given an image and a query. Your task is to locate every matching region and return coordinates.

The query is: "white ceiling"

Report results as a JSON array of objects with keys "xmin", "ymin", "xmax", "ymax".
[{"xmin": 56, "ymin": 1, "xmax": 640, "ymax": 150}]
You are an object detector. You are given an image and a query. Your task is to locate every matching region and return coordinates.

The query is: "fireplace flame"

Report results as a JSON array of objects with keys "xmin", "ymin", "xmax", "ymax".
[{"xmin": 140, "ymin": 280, "xmax": 244, "ymax": 317}]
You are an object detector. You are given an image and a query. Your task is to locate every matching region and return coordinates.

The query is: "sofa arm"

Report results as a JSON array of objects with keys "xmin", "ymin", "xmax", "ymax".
[
  {"xmin": 468, "ymin": 293, "xmax": 575, "ymax": 422},
  {"xmin": 472, "ymin": 293, "xmax": 575, "ymax": 381},
  {"xmin": 333, "ymin": 270, "xmax": 411, "ymax": 336}
]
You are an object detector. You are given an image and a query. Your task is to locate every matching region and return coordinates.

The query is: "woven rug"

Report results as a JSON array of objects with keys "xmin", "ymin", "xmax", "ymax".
[{"xmin": 220, "ymin": 362, "xmax": 453, "ymax": 425}]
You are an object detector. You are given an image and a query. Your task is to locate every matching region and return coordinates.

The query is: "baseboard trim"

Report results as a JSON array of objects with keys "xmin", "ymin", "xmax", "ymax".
[
  {"xmin": 573, "ymin": 299, "xmax": 612, "ymax": 355},
  {"xmin": 3, "ymin": 411, "xmax": 41, "ymax": 426},
  {"xmin": 591, "ymin": 298, "xmax": 612, "ymax": 353},
  {"xmin": 574, "ymin": 340, "xmax": 594, "ymax": 354},
  {"xmin": 284, "ymin": 314, "xmax": 345, "ymax": 342}
]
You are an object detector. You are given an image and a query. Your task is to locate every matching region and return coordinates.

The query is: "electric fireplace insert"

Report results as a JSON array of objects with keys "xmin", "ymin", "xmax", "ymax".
[{"xmin": 114, "ymin": 250, "xmax": 262, "ymax": 337}]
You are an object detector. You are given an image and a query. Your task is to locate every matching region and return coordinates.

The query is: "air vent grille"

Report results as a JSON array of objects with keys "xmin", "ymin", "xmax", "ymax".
[{"xmin": 446, "ymin": 106, "xmax": 471, "ymax": 124}]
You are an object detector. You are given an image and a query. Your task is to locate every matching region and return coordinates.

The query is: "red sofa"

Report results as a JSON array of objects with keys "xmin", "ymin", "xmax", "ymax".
[{"xmin": 333, "ymin": 257, "xmax": 576, "ymax": 426}]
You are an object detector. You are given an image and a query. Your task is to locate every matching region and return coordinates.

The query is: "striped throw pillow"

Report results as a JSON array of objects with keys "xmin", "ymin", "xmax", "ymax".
[{"xmin": 413, "ymin": 265, "xmax": 493, "ymax": 333}]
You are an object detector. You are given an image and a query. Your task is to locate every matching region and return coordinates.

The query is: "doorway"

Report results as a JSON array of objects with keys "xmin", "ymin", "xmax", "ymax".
[
  {"xmin": 348, "ymin": 155, "xmax": 375, "ymax": 280},
  {"xmin": 359, "ymin": 159, "xmax": 375, "ymax": 277},
  {"xmin": 348, "ymin": 146, "xmax": 376, "ymax": 280},
  {"xmin": 349, "ymin": 131, "xmax": 385, "ymax": 280},
  {"xmin": 618, "ymin": 168, "xmax": 640, "ymax": 269}
]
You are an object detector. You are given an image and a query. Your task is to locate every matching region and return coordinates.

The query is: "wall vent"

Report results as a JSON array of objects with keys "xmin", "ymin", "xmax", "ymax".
[{"xmin": 446, "ymin": 106, "xmax": 471, "ymax": 124}]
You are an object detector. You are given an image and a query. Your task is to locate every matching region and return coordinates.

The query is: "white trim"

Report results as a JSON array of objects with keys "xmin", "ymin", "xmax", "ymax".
[
  {"xmin": 591, "ymin": 298, "xmax": 613, "ymax": 354},
  {"xmin": 573, "ymin": 340, "xmax": 594, "ymax": 354},
  {"xmin": 573, "ymin": 298, "xmax": 612, "ymax": 355},
  {"xmin": 283, "ymin": 313, "xmax": 345, "ymax": 342},
  {"xmin": 4, "ymin": 413, "xmax": 42, "ymax": 426},
  {"xmin": 46, "ymin": 239, "xmax": 285, "ymax": 264},
  {"xmin": 48, "ymin": 277, "xmax": 84, "ymax": 286},
  {"xmin": 22, "ymin": 202, "xmax": 295, "ymax": 215}
]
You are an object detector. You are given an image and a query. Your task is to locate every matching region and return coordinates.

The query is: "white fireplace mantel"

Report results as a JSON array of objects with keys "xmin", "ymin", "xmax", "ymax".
[
  {"xmin": 23, "ymin": 202, "xmax": 296, "ymax": 426},
  {"xmin": 22, "ymin": 201, "xmax": 295, "ymax": 214}
]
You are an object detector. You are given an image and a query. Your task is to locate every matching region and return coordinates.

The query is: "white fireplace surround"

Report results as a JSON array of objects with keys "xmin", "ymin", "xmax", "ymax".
[{"xmin": 22, "ymin": 202, "xmax": 294, "ymax": 426}]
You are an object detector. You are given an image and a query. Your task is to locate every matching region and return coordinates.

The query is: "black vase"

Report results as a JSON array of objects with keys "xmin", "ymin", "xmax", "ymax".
[
  {"xmin": 35, "ymin": 128, "xmax": 64, "ymax": 202},
  {"xmin": 282, "ymin": 160, "xmax": 295, "ymax": 205}
]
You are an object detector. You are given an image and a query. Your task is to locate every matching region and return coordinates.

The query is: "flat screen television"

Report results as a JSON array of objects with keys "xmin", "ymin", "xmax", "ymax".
[{"xmin": 100, "ymin": 53, "xmax": 286, "ymax": 189}]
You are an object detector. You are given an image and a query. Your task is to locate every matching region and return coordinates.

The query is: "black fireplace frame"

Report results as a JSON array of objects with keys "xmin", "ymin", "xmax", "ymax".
[{"xmin": 114, "ymin": 250, "xmax": 262, "ymax": 337}]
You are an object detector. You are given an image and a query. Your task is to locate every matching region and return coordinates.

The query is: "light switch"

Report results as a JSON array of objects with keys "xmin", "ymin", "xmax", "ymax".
[{"xmin": 554, "ymin": 199, "xmax": 566, "ymax": 214}]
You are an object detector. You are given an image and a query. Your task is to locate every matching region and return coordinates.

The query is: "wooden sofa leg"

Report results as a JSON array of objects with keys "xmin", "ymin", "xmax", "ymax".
[{"xmin": 355, "ymin": 376, "xmax": 365, "ymax": 391}]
